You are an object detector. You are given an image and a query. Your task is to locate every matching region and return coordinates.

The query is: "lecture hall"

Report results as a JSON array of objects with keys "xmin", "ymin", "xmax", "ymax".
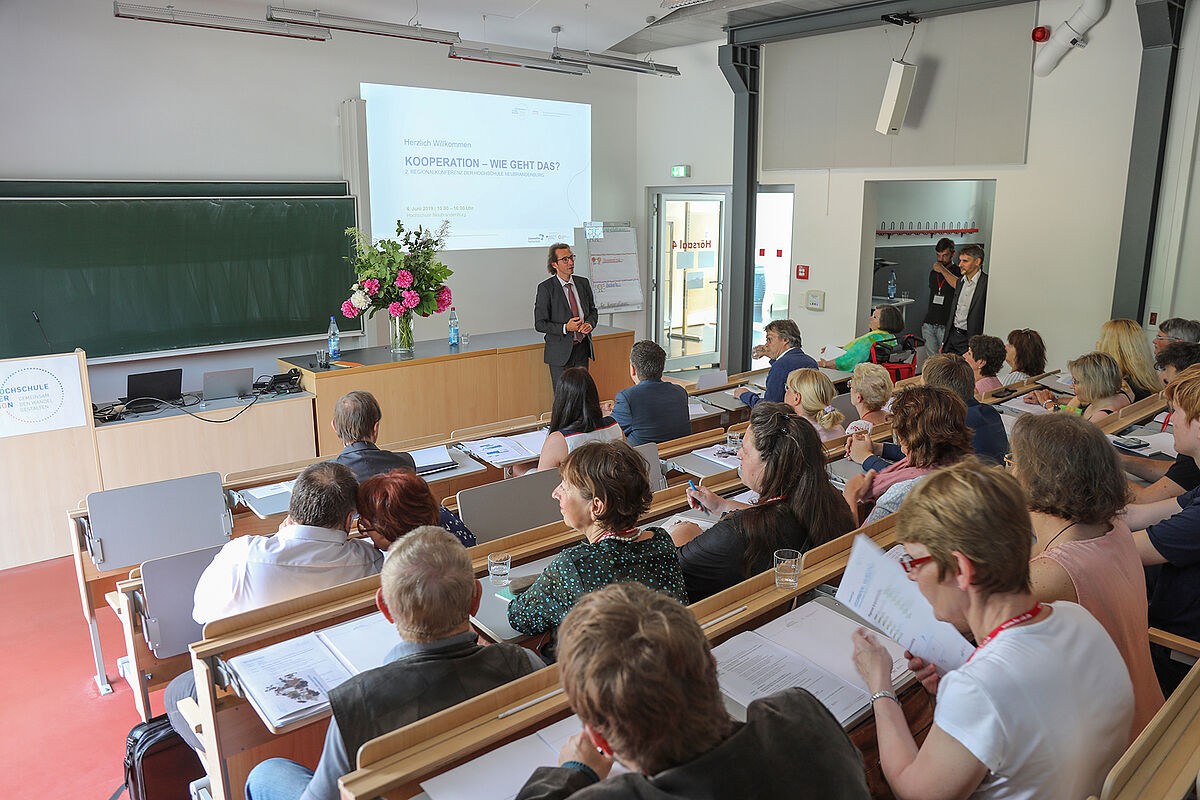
[{"xmin": 5, "ymin": 0, "xmax": 1200, "ymax": 798}]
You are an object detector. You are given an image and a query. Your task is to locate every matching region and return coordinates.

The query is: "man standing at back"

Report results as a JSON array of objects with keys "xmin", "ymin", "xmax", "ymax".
[
  {"xmin": 920, "ymin": 238, "xmax": 959, "ymax": 362},
  {"xmin": 329, "ymin": 390, "xmax": 415, "ymax": 482},
  {"xmin": 245, "ymin": 527, "xmax": 543, "ymax": 800},
  {"xmin": 941, "ymin": 244, "xmax": 987, "ymax": 356},
  {"xmin": 535, "ymin": 243, "xmax": 598, "ymax": 389},
  {"xmin": 737, "ymin": 319, "xmax": 818, "ymax": 407},
  {"xmin": 610, "ymin": 340, "xmax": 691, "ymax": 446}
]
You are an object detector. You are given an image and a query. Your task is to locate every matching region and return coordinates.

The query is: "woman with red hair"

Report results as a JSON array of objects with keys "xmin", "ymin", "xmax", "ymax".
[{"xmin": 356, "ymin": 469, "xmax": 475, "ymax": 549}]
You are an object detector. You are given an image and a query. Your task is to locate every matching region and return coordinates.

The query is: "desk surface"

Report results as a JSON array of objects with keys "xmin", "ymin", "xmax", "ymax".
[
  {"xmin": 279, "ymin": 326, "xmax": 629, "ymax": 375},
  {"xmin": 473, "ymin": 554, "xmax": 561, "ymax": 644},
  {"xmin": 95, "ymin": 390, "xmax": 312, "ymax": 428}
]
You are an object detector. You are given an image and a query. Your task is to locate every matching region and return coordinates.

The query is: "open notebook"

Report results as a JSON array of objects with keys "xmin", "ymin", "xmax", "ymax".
[
  {"xmin": 226, "ymin": 612, "xmax": 400, "ymax": 728},
  {"xmin": 460, "ymin": 430, "xmax": 550, "ymax": 466}
]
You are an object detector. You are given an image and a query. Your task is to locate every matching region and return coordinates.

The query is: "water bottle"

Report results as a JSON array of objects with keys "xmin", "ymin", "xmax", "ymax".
[
  {"xmin": 887, "ymin": 270, "xmax": 897, "ymax": 301},
  {"xmin": 448, "ymin": 306, "xmax": 460, "ymax": 347},
  {"xmin": 327, "ymin": 316, "xmax": 341, "ymax": 358}
]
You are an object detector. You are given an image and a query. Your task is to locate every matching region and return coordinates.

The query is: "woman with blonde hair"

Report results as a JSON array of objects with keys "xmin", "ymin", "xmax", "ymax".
[
  {"xmin": 784, "ymin": 368, "xmax": 847, "ymax": 441},
  {"xmin": 843, "ymin": 362, "xmax": 894, "ymax": 435},
  {"xmin": 1098, "ymin": 318, "xmax": 1160, "ymax": 401},
  {"xmin": 1026, "ymin": 351, "xmax": 1130, "ymax": 422}
]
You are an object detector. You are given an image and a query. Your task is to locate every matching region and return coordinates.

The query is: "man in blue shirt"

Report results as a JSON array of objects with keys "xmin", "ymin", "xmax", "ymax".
[
  {"xmin": 737, "ymin": 319, "xmax": 818, "ymax": 407},
  {"xmin": 610, "ymin": 340, "xmax": 692, "ymax": 446}
]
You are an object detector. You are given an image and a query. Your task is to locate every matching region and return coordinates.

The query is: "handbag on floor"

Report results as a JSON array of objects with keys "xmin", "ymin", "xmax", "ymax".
[{"xmin": 110, "ymin": 714, "xmax": 205, "ymax": 800}]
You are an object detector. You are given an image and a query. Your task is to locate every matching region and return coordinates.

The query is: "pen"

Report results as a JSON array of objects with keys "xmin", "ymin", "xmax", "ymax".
[
  {"xmin": 687, "ymin": 480, "xmax": 709, "ymax": 514},
  {"xmin": 497, "ymin": 688, "xmax": 565, "ymax": 719},
  {"xmin": 700, "ymin": 605, "xmax": 749, "ymax": 630}
]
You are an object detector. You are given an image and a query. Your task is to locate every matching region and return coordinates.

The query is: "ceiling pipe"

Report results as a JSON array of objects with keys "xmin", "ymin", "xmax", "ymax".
[{"xmin": 1034, "ymin": 0, "xmax": 1109, "ymax": 76}]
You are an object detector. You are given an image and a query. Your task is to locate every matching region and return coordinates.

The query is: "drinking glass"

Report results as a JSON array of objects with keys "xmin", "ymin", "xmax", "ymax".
[
  {"xmin": 774, "ymin": 549, "xmax": 801, "ymax": 590},
  {"xmin": 488, "ymin": 552, "xmax": 511, "ymax": 586}
]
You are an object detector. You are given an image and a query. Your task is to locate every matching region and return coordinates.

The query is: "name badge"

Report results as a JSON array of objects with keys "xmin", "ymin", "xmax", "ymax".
[{"xmin": 932, "ymin": 295, "xmax": 945, "ymax": 304}]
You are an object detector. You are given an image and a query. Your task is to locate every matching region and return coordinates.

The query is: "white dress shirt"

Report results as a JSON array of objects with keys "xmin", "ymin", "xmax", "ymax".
[
  {"xmin": 192, "ymin": 523, "xmax": 382, "ymax": 625},
  {"xmin": 953, "ymin": 271, "xmax": 980, "ymax": 330}
]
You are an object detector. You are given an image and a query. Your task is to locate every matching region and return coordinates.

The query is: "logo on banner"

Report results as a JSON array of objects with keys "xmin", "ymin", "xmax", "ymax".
[{"xmin": 0, "ymin": 367, "xmax": 65, "ymax": 424}]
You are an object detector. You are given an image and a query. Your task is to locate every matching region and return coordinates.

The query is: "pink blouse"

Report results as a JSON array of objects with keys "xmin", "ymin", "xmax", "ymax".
[
  {"xmin": 975, "ymin": 376, "xmax": 1002, "ymax": 394},
  {"xmin": 1033, "ymin": 520, "xmax": 1164, "ymax": 737}
]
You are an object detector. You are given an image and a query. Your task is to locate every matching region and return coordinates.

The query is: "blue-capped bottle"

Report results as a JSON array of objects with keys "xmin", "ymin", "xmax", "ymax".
[
  {"xmin": 448, "ymin": 306, "xmax": 460, "ymax": 347},
  {"xmin": 327, "ymin": 316, "xmax": 341, "ymax": 358},
  {"xmin": 887, "ymin": 270, "xmax": 897, "ymax": 301}
]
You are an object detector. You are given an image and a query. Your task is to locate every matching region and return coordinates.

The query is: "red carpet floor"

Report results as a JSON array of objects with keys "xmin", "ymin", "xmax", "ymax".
[{"xmin": 0, "ymin": 556, "xmax": 146, "ymax": 798}]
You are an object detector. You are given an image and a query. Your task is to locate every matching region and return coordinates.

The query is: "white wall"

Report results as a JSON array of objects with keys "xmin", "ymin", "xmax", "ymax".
[
  {"xmin": 0, "ymin": 0, "xmax": 638, "ymax": 400},
  {"xmin": 872, "ymin": 179, "xmax": 995, "ymax": 250}
]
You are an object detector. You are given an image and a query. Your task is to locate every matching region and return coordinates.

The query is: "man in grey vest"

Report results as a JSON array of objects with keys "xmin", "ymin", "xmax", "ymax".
[{"xmin": 244, "ymin": 527, "xmax": 544, "ymax": 800}]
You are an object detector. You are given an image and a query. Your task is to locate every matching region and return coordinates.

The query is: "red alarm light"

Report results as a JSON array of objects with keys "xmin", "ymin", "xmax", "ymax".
[{"xmin": 1032, "ymin": 26, "xmax": 1050, "ymax": 42}]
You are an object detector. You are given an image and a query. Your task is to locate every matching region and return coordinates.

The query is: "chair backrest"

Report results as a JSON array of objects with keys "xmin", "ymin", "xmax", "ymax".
[
  {"xmin": 451, "ymin": 415, "xmax": 538, "ymax": 441},
  {"xmin": 695, "ymin": 370, "xmax": 729, "ymax": 391},
  {"xmin": 633, "ymin": 442, "xmax": 667, "ymax": 493},
  {"xmin": 456, "ymin": 468, "xmax": 563, "ymax": 544},
  {"xmin": 139, "ymin": 544, "xmax": 224, "ymax": 658},
  {"xmin": 829, "ymin": 390, "xmax": 859, "ymax": 424},
  {"xmin": 85, "ymin": 472, "xmax": 231, "ymax": 570}
]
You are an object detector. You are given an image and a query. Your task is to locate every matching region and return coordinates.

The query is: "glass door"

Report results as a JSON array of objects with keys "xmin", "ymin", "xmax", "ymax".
[{"xmin": 652, "ymin": 193, "xmax": 726, "ymax": 371}]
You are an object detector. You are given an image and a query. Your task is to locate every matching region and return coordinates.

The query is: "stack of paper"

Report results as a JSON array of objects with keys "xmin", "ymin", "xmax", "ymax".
[
  {"xmin": 227, "ymin": 612, "xmax": 400, "ymax": 728},
  {"xmin": 1109, "ymin": 431, "xmax": 1178, "ymax": 458},
  {"xmin": 692, "ymin": 444, "xmax": 742, "ymax": 470},
  {"xmin": 1000, "ymin": 395, "xmax": 1052, "ymax": 415},
  {"xmin": 656, "ymin": 513, "xmax": 717, "ymax": 533},
  {"xmin": 460, "ymin": 430, "xmax": 549, "ymax": 466},
  {"xmin": 688, "ymin": 401, "xmax": 710, "ymax": 418},
  {"xmin": 411, "ymin": 445, "xmax": 457, "ymax": 475},
  {"xmin": 821, "ymin": 345, "xmax": 848, "ymax": 361}
]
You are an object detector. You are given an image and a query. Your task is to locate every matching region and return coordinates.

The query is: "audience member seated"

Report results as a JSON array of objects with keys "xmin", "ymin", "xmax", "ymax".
[
  {"xmin": 166, "ymin": 462, "xmax": 382, "ymax": 754},
  {"xmin": 1011, "ymin": 413, "xmax": 1163, "ymax": 736},
  {"xmin": 818, "ymin": 304, "xmax": 904, "ymax": 371},
  {"xmin": 736, "ymin": 319, "xmax": 818, "ymax": 407},
  {"xmin": 1154, "ymin": 316, "xmax": 1200, "ymax": 355},
  {"xmin": 842, "ymin": 362, "xmax": 894, "ymax": 434},
  {"xmin": 329, "ymin": 390, "xmax": 415, "ymax": 481},
  {"xmin": 673, "ymin": 402, "xmax": 856, "ymax": 601},
  {"xmin": 245, "ymin": 527, "xmax": 543, "ymax": 800},
  {"xmin": 1001, "ymin": 328, "xmax": 1047, "ymax": 386},
  {"xmin": 609, "ymin": 339, "xmax": 691, "ymax": 446},
  {"xmin": 357, "ymin": 469, "xmax": 475, "ymax": 549},
  {"xmin": 515, "ymin": 582, "xmax": 871, "ymax": 800},
  {"xmin": 966, "ymin": 334, "xmax": 1006, "ymax": 395},
  {"xmin": 1098, "ymin": 318, "xmax": 1161, "ymax": 401},
  {"xmin": 844, "ymin": 386, "xmax": 972, "ymax": 525},
  {"xmin": 921, "ymin": 353, "xmax": 1009, "ymax": 463},
  {"xmin": 1121, "ymin": 341, "xmax": 1200, "ymax": 503},
  {"xmin": 507, "ymin": 442, "xmax": 686, "ymax": 636},
  {"xmin": 1027, "ymin": 352, "xmax": 1130, "ymax": 421},
  {"xmin": 784, "ymin": 367, "xmax": 847, "ymax": 441},
  {"xmin": 851, "ymin": 460, "xmax": 1134, "ymax": 800},
  {"xmin": 521, "ymin": 367, "xmax": 624, "ymax": 476},
  {"xmin": 1126, "ymin": 365, "xmax": 1200, "ymax": 693}
]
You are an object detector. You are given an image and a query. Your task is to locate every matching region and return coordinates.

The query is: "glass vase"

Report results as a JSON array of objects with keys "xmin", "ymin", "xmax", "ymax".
[{"xmin": 390, "ymin": 312, "xmax": 414, "ymax": 356}]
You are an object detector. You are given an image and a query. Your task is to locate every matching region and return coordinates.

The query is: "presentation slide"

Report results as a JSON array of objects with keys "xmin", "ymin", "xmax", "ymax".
[{"xmin": 362, "ymin": 83, "xmax": 591, "ymax": 250}]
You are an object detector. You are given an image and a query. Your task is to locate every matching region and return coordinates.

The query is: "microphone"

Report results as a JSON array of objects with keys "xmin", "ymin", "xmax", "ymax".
[{"xmin": 31, "ymin": 310, "xmax": 52, "ymax": 353}]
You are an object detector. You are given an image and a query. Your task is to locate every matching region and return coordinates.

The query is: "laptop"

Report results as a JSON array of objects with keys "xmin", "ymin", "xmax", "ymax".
[
  {"xmin": 120, "ymin": 368, "xmax": 183, "ymax": 411},
  {"xmin": 202, "ymin": 367, "xmax": 254, "ymax": 401}
]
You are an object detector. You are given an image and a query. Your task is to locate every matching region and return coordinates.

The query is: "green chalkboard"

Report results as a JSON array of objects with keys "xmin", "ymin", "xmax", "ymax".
[{"xmin": 0, "ymin": 196, "xmax": 359, "ymax": 359}]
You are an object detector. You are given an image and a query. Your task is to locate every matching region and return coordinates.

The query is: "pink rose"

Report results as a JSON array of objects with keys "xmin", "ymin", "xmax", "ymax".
[
  {"xmin": 361, "ymin": 278, "xmax": 381, "ymax": 295},
  {"xmin": 394, "ymin": 270, "xmax": 414, "ymax": 289},
  {"xmin": 388, "ymin": 302, "xmax": 404, "ymax": 318},
  {"xmin": 341, "ymin": 299, "xmax": 360, "ymax": 319},
  {"xmin": 401, "ymin": 290, "xmax": 420, "ymax": 309}
]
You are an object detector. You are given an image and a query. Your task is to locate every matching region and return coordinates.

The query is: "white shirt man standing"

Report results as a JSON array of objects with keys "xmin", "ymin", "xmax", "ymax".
[{"xmin": 941, "ymin": 244, "xmax": 988, "ymax": 356}]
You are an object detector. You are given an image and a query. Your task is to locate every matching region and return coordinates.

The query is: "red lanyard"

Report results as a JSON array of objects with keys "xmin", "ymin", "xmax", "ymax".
[
  {"xmin": 935, "ymin": 274, "xmax": 946, "ymax": 293},
  {"xmin": 1163, "ymin": 410, "xmax": 1173, "ymax": 432},
  {"xmin": 759, "ymin": 495, "xmax": 787, "ymax": 504},
  {"xmin": 594, "ymin": 528, "xmax": 640, "ymax": 544},
  {"xmin": 968, "ymin": 603, "xmax": 1043, "ymax": 662}
]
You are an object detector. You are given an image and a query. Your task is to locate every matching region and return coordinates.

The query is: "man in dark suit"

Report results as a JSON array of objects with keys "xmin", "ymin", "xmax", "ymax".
[
  {"xmin": 736, "ymin": 319, "xmax": 818, "ymax": 407},
  {"xmin": 610, "ymin": 340, "xmax": 692, "ymax": 446},
  {"xmin": 329, "ymin": 390, "xmax": 415, "ymax": 482},
  {"xmin": 534, "ymin": 242, "xmax": 599, "ymax": 389},
  {"xmin": 941, "ymin": 244, "xmax": 988, "ymax": 356}
]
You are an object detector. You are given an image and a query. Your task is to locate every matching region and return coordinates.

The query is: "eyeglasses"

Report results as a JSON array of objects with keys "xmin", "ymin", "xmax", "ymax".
[
  {"xmin": 897, "ymin": 552, "xmax": 935, "ymax": 574},
  {"xmin": 356, "ymin": 517, "xmax": 374, "ymax": 535},
  {"xmin": 1003, "ymin": 452, "xmax": 1014, "ymax": 468},
  {"xmin": 555, "ymin": 254, "xmax": 576, "ymax": 263}
]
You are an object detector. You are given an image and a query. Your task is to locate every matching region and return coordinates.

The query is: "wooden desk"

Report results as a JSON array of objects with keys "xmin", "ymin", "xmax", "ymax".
[{"xmin": 279, "ymin": 328, "xmax": 635, "ymax": 456}]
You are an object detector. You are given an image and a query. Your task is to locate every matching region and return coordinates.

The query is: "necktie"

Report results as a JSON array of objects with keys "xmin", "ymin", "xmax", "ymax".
[{"xmin": 566, "ymin": 283, "xmax": 584, "ymax": 343}]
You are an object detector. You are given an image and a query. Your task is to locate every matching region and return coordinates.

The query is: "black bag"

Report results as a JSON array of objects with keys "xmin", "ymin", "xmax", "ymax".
[{"xmin": 110, "ymin": 715, "xmax": 205, "ymax": 800}]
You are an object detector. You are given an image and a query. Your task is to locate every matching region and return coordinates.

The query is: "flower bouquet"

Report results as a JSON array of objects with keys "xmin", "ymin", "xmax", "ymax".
[{"xmin": 341, "ymin": 220, "xmax": 454, "ymax": 355}]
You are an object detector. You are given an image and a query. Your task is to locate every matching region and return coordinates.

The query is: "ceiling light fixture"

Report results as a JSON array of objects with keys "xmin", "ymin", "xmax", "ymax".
[
  {"xmin": 660, "ymin": 0, "xmax": 715, "ymax": 9},
  {"xmin": 113, "ymin": 2, "xmax": 331, "ymax": 40},
  {"xmin": 551, "ymin": 46, "xmax": 680, "ymax": 76},
  {"xmin": 266, "ymin": 7, "xmax": 460, "ymax": 45},
  {"xmin": 448, "ymin": 45, "xmax": 589, "ymax": 76}
]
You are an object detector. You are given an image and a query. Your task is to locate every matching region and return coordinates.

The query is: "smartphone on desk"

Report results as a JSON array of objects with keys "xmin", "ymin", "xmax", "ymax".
[
  {"xmin": 495, "ymin": 574, "xmax": 540, "ymax": 602},
  {"xmin": 1113, "ymin": 436, "xmax": 1149, "ymax": 450}
]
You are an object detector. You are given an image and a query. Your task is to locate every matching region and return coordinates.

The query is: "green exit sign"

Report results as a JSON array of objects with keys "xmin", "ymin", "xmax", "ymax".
[{"xmin": 671, "ymin": 165, "xmax": 691, "ymax": 178}]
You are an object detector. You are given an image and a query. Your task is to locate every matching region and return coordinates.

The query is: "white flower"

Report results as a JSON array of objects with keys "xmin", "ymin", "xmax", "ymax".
[
  {"xmin": 351, "ymin": 291, "xmax": 370, "ymax": 310},
  {"xmin": 351, "ymin": 282, "xmax": 360, "ymax": 290}
]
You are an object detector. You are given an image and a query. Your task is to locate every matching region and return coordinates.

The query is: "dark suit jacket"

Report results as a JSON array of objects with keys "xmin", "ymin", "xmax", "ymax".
[
  {"xmin": 534, "ymin": 275, "xmax": 598, "ymax": 366},
  {"xmin": 948, "ymin": 270, "xmax": 988, "ymax": 337},
  {"xmin": 610, "ymin": 379, "xmax": 692, "ymax": 446},
  {"xmin": 740, "ymin": 347, "xmax": 818, "ymax": 407},
  {"xmin": 331, "ymin": 441, "xmax": 415, "ymax": 484}
]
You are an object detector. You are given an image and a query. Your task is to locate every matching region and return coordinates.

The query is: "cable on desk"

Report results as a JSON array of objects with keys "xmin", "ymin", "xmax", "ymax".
[{"xmin": 119, "ymin": 394, "xmax": 261, "ymax": 424}]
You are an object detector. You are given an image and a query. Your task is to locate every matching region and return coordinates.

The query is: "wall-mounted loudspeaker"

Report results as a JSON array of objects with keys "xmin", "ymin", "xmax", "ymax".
[{"xmin": 876, "ymin": 60, "xmax": 918, "ymax": 135}]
